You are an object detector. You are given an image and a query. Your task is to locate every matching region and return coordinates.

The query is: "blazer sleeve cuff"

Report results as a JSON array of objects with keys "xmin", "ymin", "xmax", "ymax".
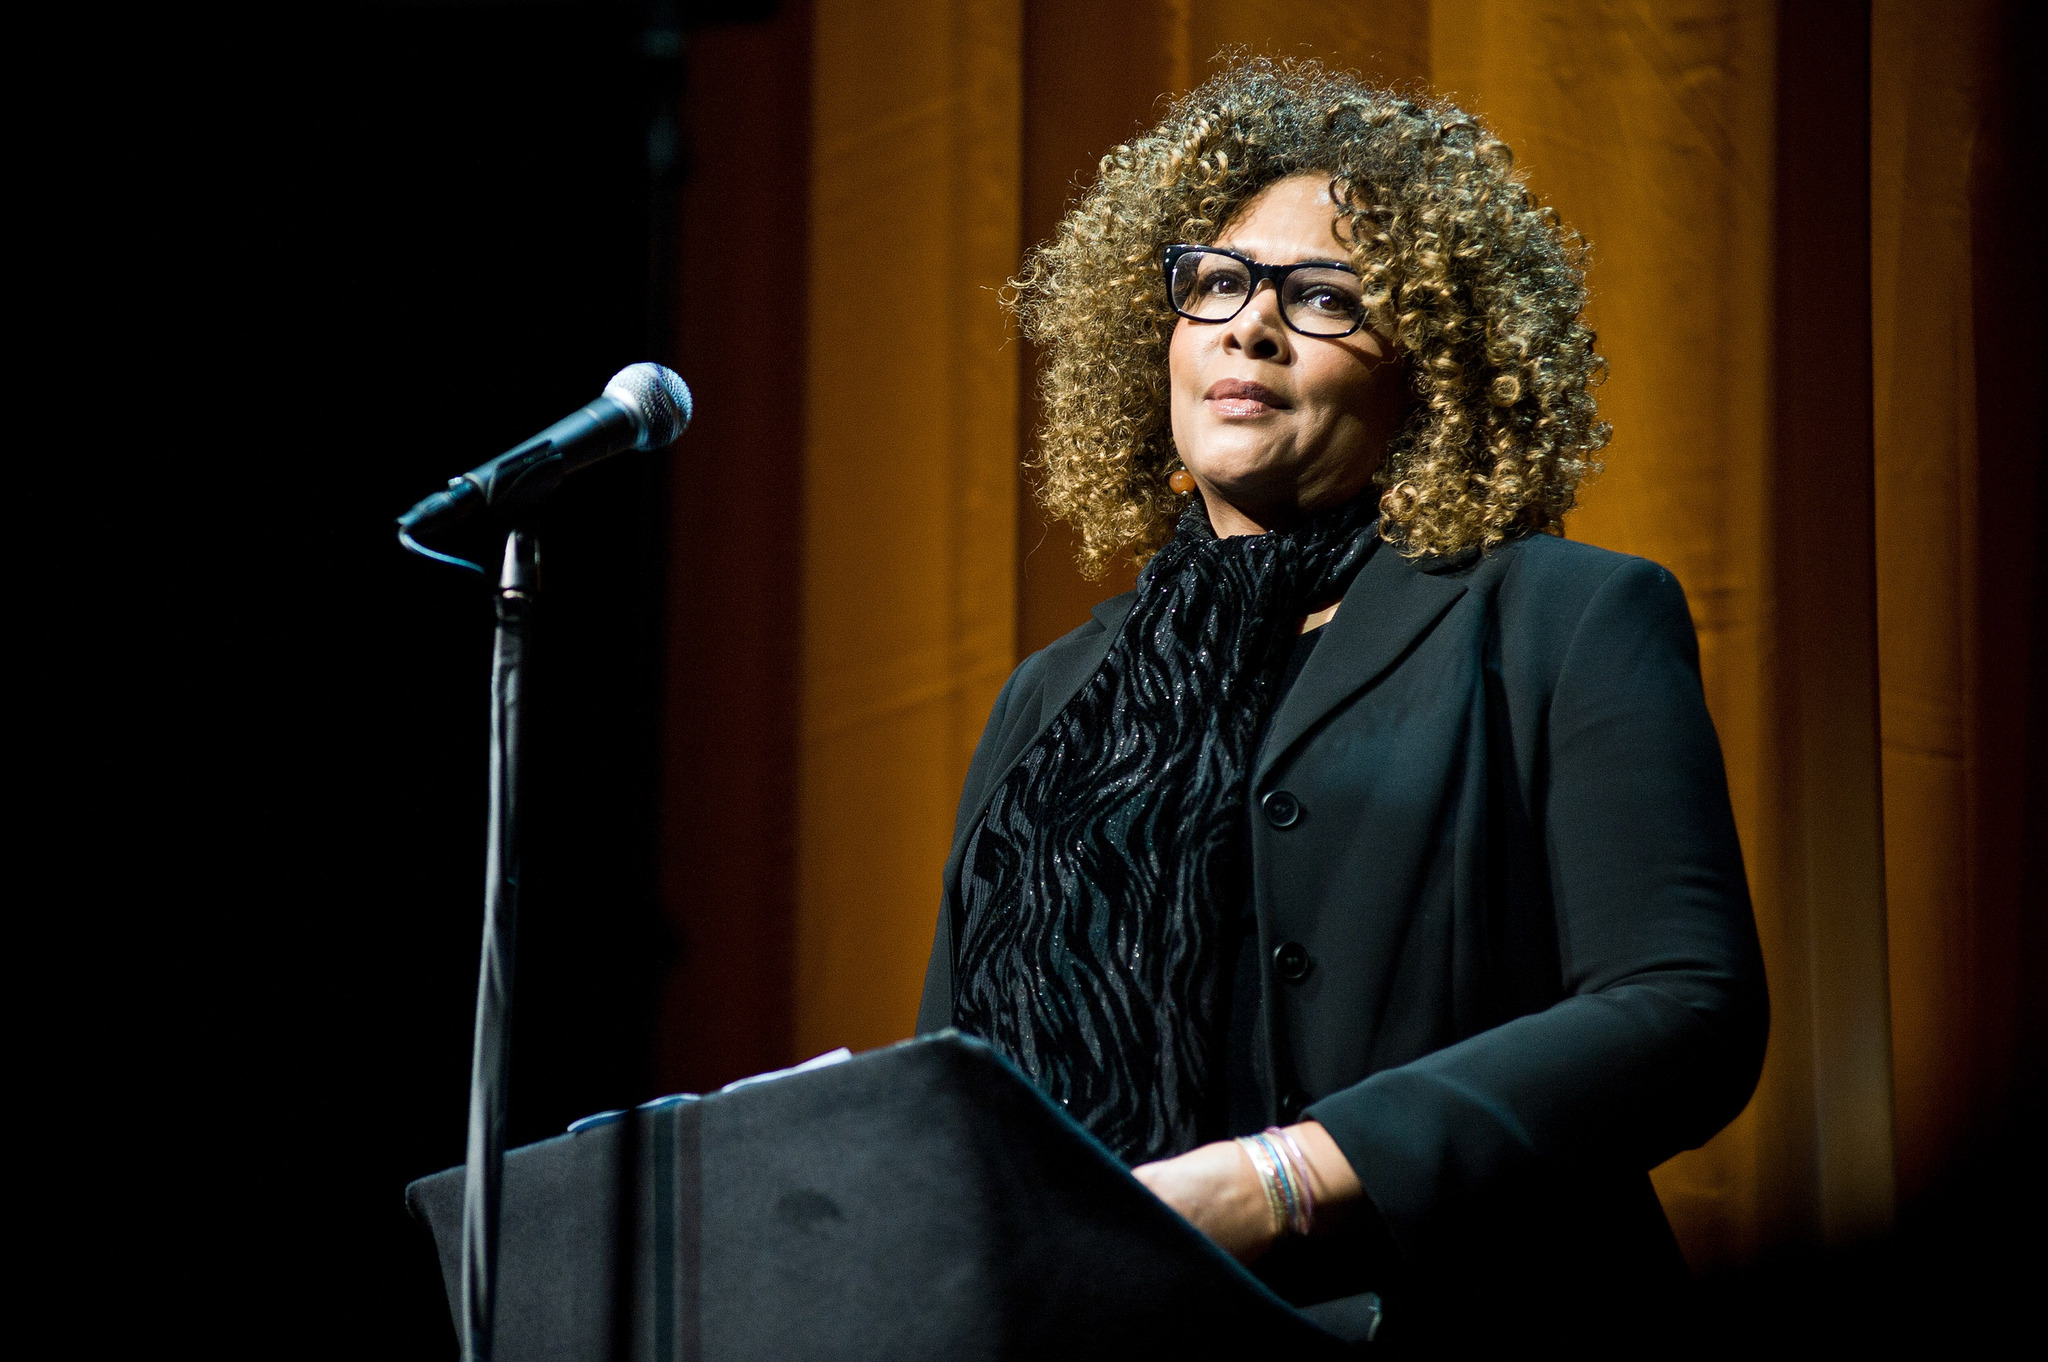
[{"xmin": 1303, "ymin": 1063, "xmax": 1534, "ymax": 1264}]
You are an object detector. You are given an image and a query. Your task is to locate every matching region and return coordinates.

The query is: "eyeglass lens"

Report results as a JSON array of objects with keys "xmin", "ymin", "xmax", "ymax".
[{"xmin": 1169, "ymin": 250, "xmax": 1366, "ymax": 337}]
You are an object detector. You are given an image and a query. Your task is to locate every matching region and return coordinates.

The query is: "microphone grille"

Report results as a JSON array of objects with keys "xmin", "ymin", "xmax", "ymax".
[{"xmin": 603, "ymin": 363, "xmax": 694, "ymax": 449}]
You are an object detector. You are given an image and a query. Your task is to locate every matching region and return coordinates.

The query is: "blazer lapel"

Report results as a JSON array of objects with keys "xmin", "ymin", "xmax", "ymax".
[
  {"xmin": 1253, "ymin": 540, "xmax": 1470, "ymax": 788},
  {"xmin": 1048, "ymin": 591, "xmax": 1135, "ymax": 717},
  {"xmin": 942, "ymin": 551, "xmax": 1462, "ymax": 882}
]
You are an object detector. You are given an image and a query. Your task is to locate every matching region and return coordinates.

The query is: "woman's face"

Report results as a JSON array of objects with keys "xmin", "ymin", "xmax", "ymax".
[{"xmin": 1167, "ymin": 173, "xmax": 1408, "ymax": 536}]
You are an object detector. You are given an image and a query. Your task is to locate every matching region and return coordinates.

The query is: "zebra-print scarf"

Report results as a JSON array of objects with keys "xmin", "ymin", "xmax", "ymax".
[{"xmin": 952, "ymin": 492, "xmax": 1378, "ymax": 1164}]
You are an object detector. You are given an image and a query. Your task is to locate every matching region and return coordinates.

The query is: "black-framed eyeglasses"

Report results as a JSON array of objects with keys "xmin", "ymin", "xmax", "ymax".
[{"xmin": 1161, "ymin": 244, "xmax": 1370, "ymax": 338}]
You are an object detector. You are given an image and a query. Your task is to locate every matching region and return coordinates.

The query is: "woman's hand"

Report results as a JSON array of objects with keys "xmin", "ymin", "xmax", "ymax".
[{"xmin": 1131, "ymin": 1120, "xmax": 1364, "ymax": 1263}]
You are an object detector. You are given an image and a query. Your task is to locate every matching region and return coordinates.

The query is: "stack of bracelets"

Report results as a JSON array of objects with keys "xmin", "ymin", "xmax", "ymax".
[{"xmin": 1234, "ymin": 1126, "xmax": 1317, "ymax": 1238}]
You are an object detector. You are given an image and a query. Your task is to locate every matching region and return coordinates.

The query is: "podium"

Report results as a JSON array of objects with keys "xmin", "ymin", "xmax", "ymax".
[{"xmin": 407, "ymin": 1032, "xmax": 1379, "ymax": 1358}]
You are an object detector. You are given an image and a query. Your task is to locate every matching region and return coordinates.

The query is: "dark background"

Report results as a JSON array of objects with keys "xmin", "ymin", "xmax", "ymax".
[{"xmin": 190, "ymin": 3, "xmax": 780, "ymax": 1354}]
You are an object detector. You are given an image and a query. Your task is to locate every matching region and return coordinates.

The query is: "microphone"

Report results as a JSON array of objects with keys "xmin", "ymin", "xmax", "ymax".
[{"xmin": 397, "ymin": 363, "xmax": 693, "ymax": 539}]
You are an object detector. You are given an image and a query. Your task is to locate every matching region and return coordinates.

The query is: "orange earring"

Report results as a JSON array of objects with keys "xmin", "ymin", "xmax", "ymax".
[{"xmin": 1168, "ymin": 468, "xmax": 1196, "ymax": 494}]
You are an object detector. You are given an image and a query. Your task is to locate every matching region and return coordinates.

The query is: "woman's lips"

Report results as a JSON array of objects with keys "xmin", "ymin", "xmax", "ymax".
[{"xmin": 1204, "ymin": 378, "xmax": 1291, "ymax": 416}]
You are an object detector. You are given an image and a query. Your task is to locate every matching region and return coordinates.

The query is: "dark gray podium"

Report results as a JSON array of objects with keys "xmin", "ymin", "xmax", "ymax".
[{"xmin": 407, "ymin": 1031, "xmax": 1376, "ymax": 1359}]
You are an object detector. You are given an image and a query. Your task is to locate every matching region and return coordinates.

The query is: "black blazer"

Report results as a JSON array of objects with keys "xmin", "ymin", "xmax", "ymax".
[{"xmin": 918, "ymin": 530, "xmax": 1768, "ymax": 1328}]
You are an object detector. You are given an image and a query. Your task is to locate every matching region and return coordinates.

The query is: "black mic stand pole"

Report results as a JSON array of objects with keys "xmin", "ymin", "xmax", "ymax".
[{"xmin": 461, "ymin": 528, "xmax": 538, "ymax": 1362}]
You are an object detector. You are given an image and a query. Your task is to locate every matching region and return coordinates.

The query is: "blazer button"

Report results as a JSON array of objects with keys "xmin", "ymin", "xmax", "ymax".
[
  {"xmin": 1279, "ymin": 1087, "xmax": 1311, "ymax": 1122},
  {"xmin": 1273, "ymin": 941, "xmax": 1312, "ymax": 982},
  {"xmin": 1261, "ymin": 789, "xmax": 1302, "ymax": 828}
]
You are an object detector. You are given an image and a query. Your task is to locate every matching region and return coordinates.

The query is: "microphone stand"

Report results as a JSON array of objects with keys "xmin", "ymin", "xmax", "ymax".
[
  {"xmin": 461, "ymin": 529, "xmax": 537, "ymax": 1362},
  {"xmin": 397, "ymin": 362, "xmax": 687, "ymax": 1358}
]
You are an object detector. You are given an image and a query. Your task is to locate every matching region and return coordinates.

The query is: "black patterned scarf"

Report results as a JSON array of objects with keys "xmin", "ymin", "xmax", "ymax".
[{"xmin": 951, "ymin": 492, "xmax": 1380, "ymax": 1164}]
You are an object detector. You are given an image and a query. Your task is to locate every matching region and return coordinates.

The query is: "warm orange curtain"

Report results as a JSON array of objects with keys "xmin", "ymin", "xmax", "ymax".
[
  {"xmin": 655, "ymin": 6, "xmax": 814, "ymax": 1097},
  {"xmin": 793, "ymin": 0, "xmax": 1023, "ymax": 1058},
  {"xmin": 1427, "ymin": 0, "xmax": 1904, "ymax": 1268},
  {"xmin": 1870, "ymin": 0, "xmax": 2043, "ymax": 1208},
  {"xmin": 776, "ymin": 0, "xmax": 2043, "ymax": 1273}
]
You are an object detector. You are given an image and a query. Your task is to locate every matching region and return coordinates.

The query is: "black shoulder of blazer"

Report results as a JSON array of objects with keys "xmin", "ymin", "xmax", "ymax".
[{"xmin": 917, "ymin": 529, "xmax": 1768, "ymax": 1315}]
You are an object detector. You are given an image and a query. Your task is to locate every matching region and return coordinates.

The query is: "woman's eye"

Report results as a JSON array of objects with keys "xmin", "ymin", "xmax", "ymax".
[
  {"xmin": 1300, "ymin": 285, "xmax": 1360, "ymax": 314},
  {"xmin": 1198, "ymin": 273, "xmax": 1246, "ymax": 297}
]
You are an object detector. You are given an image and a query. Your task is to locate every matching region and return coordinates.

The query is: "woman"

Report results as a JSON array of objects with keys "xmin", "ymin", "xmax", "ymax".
[{"xmin": 916, "ymin": 58, "xmax": 1766, "ymax": 1343}]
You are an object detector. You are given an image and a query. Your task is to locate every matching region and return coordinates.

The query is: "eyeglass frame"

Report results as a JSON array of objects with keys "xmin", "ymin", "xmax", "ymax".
[{"xmin": 1160, "ymin": 243, "xmax": 1372, "ymax": 339}]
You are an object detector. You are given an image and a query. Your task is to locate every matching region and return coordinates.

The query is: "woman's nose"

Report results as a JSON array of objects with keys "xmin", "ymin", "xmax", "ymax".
[{"xmin": 1225, "ymin": 281, "xmax": 1289, "ymax": 358}]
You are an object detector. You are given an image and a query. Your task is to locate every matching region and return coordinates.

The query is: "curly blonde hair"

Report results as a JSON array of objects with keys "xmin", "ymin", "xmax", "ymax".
[{"xmin": 1010, "ymin": 56, "xmax": 1609, "ymax": 574}]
